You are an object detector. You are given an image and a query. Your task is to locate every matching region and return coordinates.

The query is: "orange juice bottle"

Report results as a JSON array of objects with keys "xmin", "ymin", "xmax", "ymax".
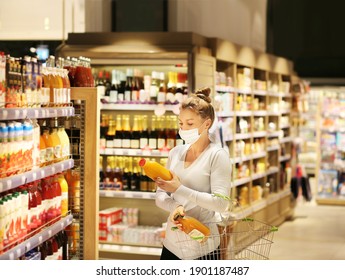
[
  {"xmin": 58, "ymin": 173, "xmax": 69, "ymax": 216},
  {"xmin": 69, "ymin": 169, "xmax": 80, "ymax": 214},
  {"xmin": 57, "ymin": 126, "xmax": 70, "ymax": 160},
  {"xmin": 39, "ymin": 131, "xmax": 47, "ymax": 167},
  {"xmin": 42, "ymin": 128, "xmax": 54, "ymax": 165},
  {"xmin": 173, "ymin": 213, "xmax": 211, "ymax": 243},
  {"xmin": 138, "ymin": 158, "xmax": 172, "ymax": 180},
  {"xmin": 50, "ymin": 127, "xmax": 62, "ymax": 162}
]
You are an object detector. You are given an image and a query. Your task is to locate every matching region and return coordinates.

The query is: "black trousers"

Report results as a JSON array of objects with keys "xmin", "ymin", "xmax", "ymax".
[{"xmin": 160, "ymin": 245, "xmax": 220, "ymax": 260}]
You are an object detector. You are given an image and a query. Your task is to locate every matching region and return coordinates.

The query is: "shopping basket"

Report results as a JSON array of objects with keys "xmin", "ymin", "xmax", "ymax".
[{"xmin": 175, "ymin": 217, "xmax": 278, "ymax": 260}]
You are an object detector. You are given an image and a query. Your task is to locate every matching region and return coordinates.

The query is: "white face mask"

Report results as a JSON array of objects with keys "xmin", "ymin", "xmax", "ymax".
[{"xmin": 178, "ymin": 122, "xmax": 206, "ymax": 144}]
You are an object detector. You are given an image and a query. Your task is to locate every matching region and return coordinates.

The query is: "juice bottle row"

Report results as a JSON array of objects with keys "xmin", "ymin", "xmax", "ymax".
[
  {"xmin": 0, "ymin": 173, "xmax": 69, "ymax": 253},
  {"xmin": 0, "ymin": 51, "xmax": 94, "ymax": 108},
  {"xmin": 0, "ymin": 118, "xmax": 70, "ymax": 178},
  {"xmin": 18, "ymin": 230, "xmax": 69, "ymax": 260}
]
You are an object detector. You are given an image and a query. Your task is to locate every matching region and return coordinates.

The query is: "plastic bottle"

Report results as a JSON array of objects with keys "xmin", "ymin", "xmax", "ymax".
[
  {"xmin": 173, "ymin": 213, "xmax": 211, "ymax": 243},
  {"xmin": 58, "ymin": 173, "xmax": 69, "ymax": 216},
  {"xmin": 138, "ymin": 158, "xmax": 172, "ymax": 181}
]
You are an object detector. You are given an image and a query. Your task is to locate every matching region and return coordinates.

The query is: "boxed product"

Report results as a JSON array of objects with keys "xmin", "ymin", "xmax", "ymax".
[{"xmin": 99, "ymin": 207, "xmax": 123, "ymax": 229}]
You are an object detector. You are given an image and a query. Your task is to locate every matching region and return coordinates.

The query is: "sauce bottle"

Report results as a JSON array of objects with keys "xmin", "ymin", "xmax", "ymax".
[
  {"xmin": 138, "ymin": 158, "xmax": 172, "ymax": 181},
  {"xmin": 173, "ymin": 213, "xmax": 210, "ymax": 243}
]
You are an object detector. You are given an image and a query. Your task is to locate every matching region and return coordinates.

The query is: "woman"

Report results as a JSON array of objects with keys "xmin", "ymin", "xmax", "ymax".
[{"xmin": 155, "ymin": 87, "xmax": 232, "ymax": 260}]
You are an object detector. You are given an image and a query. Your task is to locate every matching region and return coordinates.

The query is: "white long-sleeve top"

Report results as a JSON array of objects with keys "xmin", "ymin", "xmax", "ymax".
[{"xmin": 155, "ymin": 142, "xmax": 232, "ymax": 259}]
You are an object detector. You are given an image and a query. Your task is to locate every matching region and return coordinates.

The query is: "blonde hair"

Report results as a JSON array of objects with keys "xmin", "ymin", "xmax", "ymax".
[{"xmin": 180, "ymin": 87, "xmax": 215, "ymax": 125}]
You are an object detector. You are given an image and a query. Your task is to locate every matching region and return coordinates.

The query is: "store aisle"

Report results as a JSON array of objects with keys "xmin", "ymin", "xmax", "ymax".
[{"xmin": 269, "ymin": 199, "xmax": 345, "ymax": 260}]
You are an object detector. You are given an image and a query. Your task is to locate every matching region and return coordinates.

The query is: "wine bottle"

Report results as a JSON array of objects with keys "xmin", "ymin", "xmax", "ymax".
[
  {"xmin": 122, "ymin": 114, "xmax": 131, "ymax": 149},
  {"xmin": 130, "ymin": 115, "xmax": 140, "ymax": 149},
  {"xmin": 109, "ymin": 69, "xmax": 118, "ymax": 103},
  {"xmin": 157, "ymin": 72, "xmax": 166, "ymax": 104},
  {"xmin": 149, "ymin": 71, "xmax": 158, "ymax": 103},
  {"xmin": 139, "ymin": 115, "xmax": 149, "ymax": 149},
  {"xmin": 114, "ymin": 115, "xmax": 123, "ymax": 148},
  {"xmin": 157, "ymin": 116, "xmax": 166, "ymax": 150},
  {"xmin": 166, "ymin": 116, "xmax": 176, "ymax": 149},
  {"xmin": 124, "ymin": 69, "xmax": 132, "ymax": 103},
  {"xmin": 148, "ymin": 115, "xmax": 158, "ymax": 150}
]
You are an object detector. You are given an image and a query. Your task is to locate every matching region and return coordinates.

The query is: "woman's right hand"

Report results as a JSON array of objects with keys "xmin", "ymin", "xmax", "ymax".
[{"xmin": 171, "ymin": 205, "xmax": 185, "ymax": 230}]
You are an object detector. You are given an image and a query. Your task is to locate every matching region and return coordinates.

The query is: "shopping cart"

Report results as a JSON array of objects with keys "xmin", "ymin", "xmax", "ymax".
[{"xmin": 176, "ymin": 217, "xmax": 278, "ymax": 260}]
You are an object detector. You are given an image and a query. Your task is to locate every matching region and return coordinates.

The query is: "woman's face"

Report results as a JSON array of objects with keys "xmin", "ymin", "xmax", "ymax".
[{"xmin": 178, "ymin": 109, "xmax": 209, "ymax": 132}]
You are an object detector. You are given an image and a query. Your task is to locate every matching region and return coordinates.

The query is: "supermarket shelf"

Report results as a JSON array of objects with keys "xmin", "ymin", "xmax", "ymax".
[
  {"xmin": 216, "ymin": 111, "xmax": 235, "ymax": 118},
  {"xmin": 99, "ymin": 190, "xmax": 156, "ymax": 200},
  {"xmin": 233, "ymin": 177, "xmax": 251, "ymax": 187},
  {"xmin": 215, "ymin": 86, "xmax": 236, "ymax": 93},
  {"xmin": 0, "ymin": 159, "xmax": 74, "ymax": 193},
  {"xmin": 0, "ymin": 106, "xmax": 75, "ymax": 120},
  {"xmin": 101, "ymin": 103, "xmax": 179, "ymax": 112},
  {"xmin": 0, "ymin": 214, "xmax": 73, "ymax": 260},
  {"xmin": 98, "ymin": 243, "xmax": 161, "ymax": 256},
  {"xmin": 235, "ymin": 88, "xmax": 251, "ymax": 95},
  {"xmin": 236, "ymin": 111, "xmax": 252, "ymax": 117},
  {"xmin": 280, "ymin": 136, "xmax": 293, "ymax": 143},
  {"xmin": 233, "ymin": 189, "xmax": 291, "ymax": 219},
  {"xmin": 252, "ymin": 131, "xmax": 267, "ymax": 138},
  {"xmin": 279, "ymin": 154, "xmax": 291, "ymax": 162},
  {"xmin": 100, "ymin": 148, "xmax": 170, "ymax": 157},
  {"xmin": 266, "ymin": 166, "xmax": 280, "ymax": 176},
  {"xmin": 267, "ymin": 145, "xmax": 280, "ymax": 152},
  {"xmin": 267, "ymin": 111, "xmax": 280, "ymax": 116},
  {"xmin": 232, "ymin": 152, "xmax": 266, "ymax": 164},
  {"xmin": 252, "ymin": 89, "xmax": 267, "ymax": 96},
  {"xmin": 267, "ymin": 131, "xmax": 281, "ymax": 138},
  {"xmin": 252, "ymin": 172, "xmax": 266, "ymax": 181},
  {"xmin": 235, "ymin": 133, "xmax": 251, "ymax": 140},
  {"xmin": 253, "ymin": 110, "xmax": 267, "ymax": 117}
]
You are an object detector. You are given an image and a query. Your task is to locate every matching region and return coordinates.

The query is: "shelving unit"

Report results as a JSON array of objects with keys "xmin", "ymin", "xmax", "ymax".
[
  {"xmin": 0, "ymin": 87, "xmax": 99, "ymax": 260},
  {"xmin": 0, "ymin": 105, "xmax": 75, "ymax": 260},
  {"xmin": 210, "ymin": 37, "xmax": 295, "ymax": 225},
  {"xmin": 309, "ymin": 87, "xmax": 345, "ymax": 206}
]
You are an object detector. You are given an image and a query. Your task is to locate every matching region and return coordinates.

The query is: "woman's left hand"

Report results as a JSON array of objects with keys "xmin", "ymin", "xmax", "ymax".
[{"xmin": 155, "ymin": 172, "xmax": 181, "ymax": 193}]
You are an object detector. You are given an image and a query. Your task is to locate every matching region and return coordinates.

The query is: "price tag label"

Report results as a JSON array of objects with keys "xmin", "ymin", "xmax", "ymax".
[
  {"xmin": 39, "ymin": 236, "xmax": 43, "ymax": 243},
  {"xmin": 34, "ymin": 109, "xmax": 39, "ymax": 118},
  {"xmin": 6, "ymin": 180, "xmax": 11, "ymax": 190},
  {"xmin": 41, "ymin": 169, "xmax": 45, "ymax": 178},
  {"xmin": 0, "ymin": 181, "xmax": 2, "ymax": 192},
  {"xmin": 15, "ymin": 110, "xmax": 20, "ymax": 118},
  {"xmin": 32, "ymin": 172, "xmax": 37, "ymax": 180},
  {"xmin": 26, "ymin": 242, "xmax": 31, "ymax": 250},
  {"xmin": 128, "ymin": 149, "xmax": 136, "ymax": 156},
  {"xmin": 48, "ymin": 230, "xmax": 52, "ymax": 237},
  {"xmin": 2, "ymin": 110, "xmax": 8, "ymax": 119}
]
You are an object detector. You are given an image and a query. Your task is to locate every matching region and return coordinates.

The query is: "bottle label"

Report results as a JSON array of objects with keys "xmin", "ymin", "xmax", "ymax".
[
  {"xmin": 149, "ymin": 138, "xmax": 157, "ymax": 149},
  {"xmin": 130, "ymin": 139, "xmax": 140, "ymax": 149},
  {"xmin": 54, "ymin": 145, "xmax": 62, "ymax": 159},
  {"xmin": 166, "ymin": 92, "xmax": 176, "ymax": 103},
  {"xmin": 109, "ymin": 90, "xmax": 118, "ymax": 103},
  {"xmin": 166, "ymin": 139, "xmax": 175, "ymax": 149},
  {"xmin": 124, "ymin": 90, "xmax": 131, "ymax": 102},
  {"xmin": 45, "ymin": 147, "xmax": 54, "ymax": 163},
  {"xmin": 188, "ymin": 229, "xmax": 206, "ymax": 243},
  {"xmin": 175, "ymin": 93, "xmax": 183, "ymax": 103},
  {"xmin": 157, "ymin": 138, "xmax": 165, "ymax": 149},
  {"xmin": 140, "ymin": 138, "xmax": 148, "ymax": 149},
  {"xmin": 106, "ymin": 140, "xmax": 114, "ymax": 148},
  {"xmin": 40, "ymin": 148, "xmax": 46, "ymax": 165},
  {"xmin": 157, "ymin": 91, "xmax": 166, "ymax": 103},
  {"xmin": 114, "ymin": 139, "xmax": 122, "ymax": 148},
  {"xmin": 122, "ymin": 139, "xmax": 131, "ymax": 148}
]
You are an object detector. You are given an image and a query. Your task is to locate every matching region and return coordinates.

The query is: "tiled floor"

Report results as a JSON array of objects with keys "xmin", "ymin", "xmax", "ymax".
[{"xmin": 269, "ymin": 199, "xmax": 345, "ymax": 260}]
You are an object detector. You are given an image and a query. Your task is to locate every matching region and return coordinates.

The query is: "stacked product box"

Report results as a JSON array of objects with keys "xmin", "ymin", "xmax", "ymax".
[{"xmin": 98, "ymin": 207, "xmax": 123, "ymax": 241}]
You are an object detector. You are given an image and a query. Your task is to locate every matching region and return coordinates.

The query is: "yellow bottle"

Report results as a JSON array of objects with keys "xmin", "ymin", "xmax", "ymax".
[
  {"xmin": 173, "ymin": 213, "xmax": 210, "ymax": 243},
  {"xmin": 58, "ymin": 173, "xmax": 69, "ymax": 216},
  {"xmin": 138, "ymin": 158, "xmax": 172, "ymax": 181}
]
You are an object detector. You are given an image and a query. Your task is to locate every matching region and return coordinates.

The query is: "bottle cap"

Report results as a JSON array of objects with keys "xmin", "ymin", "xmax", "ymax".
[{"xmin": 138, "ymin": 158, "xmax": 146, "ymax": 167}]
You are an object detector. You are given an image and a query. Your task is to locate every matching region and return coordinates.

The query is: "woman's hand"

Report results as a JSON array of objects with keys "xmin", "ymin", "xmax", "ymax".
[
  {"xmin": 171, "ymin": 205, "xmax": 185, "ymax": 231},
  {"xmin": 155, "ymin": 171, "xmax": 181, "ymax": 193}
]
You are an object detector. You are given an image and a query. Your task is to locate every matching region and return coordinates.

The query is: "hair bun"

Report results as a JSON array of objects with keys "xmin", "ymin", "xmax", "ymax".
[{"xmin": 195, "ymin": 87, "xmax": 211, "ymax": 103}]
